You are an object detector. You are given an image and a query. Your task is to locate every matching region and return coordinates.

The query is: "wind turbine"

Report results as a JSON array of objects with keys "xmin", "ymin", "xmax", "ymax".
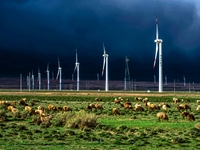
[
  {"xmin": 32, "ymin": 70, "xmax": 34, "ymax": 90},
  {"xmin": 102, "ymin": 43, "xmax": 109, "ymax": 91},
  {"xmin": 46, "ymin": 63, "xmax": 50, "ymax": 90},
  {"xmin": 38, "ymin": 68, "xmax": 41, "ymax": 90},
  {"xmin": 56, "ymin": 58, "xmax": 62, "ymax": 91},
  {"xmin": 74, "ymin": 50, "xmax": 80, "ymax": 91},
  {"xmin": 153, "ymin": 16, "xmax": 163, "ymax": 92}
]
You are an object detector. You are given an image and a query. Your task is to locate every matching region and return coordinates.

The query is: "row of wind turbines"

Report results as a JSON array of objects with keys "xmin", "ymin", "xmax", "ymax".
[{"xmin": 25, "ymin": 16, "xmax": 163, "ymax": 92}]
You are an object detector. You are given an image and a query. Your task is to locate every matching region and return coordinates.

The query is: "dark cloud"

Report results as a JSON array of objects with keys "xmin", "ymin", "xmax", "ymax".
[{"xmin": 0, "ymin": 0, "xmax": 200, "ymax": 82}]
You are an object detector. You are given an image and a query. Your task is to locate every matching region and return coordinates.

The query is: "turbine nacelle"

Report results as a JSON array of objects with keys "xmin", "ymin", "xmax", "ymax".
[{"xmin": 154, "ymin": 39, "xmax": 163, "ymax": 43}]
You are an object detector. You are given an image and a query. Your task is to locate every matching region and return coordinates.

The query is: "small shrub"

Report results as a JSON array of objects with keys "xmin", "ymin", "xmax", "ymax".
[
  {"xmin": 0, "ymin": 110, "xmax": 7, "ymax": 122},
  {"xmin": 66, "ymin": 110, "xmax": 98, "ymax": 128}
]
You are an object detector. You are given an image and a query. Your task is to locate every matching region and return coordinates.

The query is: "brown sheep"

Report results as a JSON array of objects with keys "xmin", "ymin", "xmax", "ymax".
[
  {"xmin": 114, "ymin": 98, "xmax": 121, "ymax": 104},
  {"xmin": 95, "ymin": 98, "xmax": 102, "ymax": 101},
  {"xmin": 173, "ymin": 98, "xmax": 180, "ymax": 104},
  {"xmin": 180, "ymin": 104, "xmax": 191, "ymax": 111},
  {"xmin": 142, "ymin": 98, "xmax": 149, "ymax": 103},
  {"xmin": 187, "ymin": 114, "xmax": 195, "ymax": 121},
  {"xmin": 112, "ymin": 108, "xmax": 120, "ymax": 116},
  {"xmin": 38, "ymin": 106, "xmax": 46, "ymax": 112},
  {"xmin": 63, "ymin": 106, "xmax": 72, "ymax": 112},
  {"xmin": 149, "ymin": 103, "xmax": 160, "ymax": 111},
  {"xmin": 48, "ymin": 104, "xmax": 57, "ymax": 111},
  {"xmin": 11, "ymin": 108, "xmax": 19, "ymax": 113},
  {"xmin": 123, "ymin": 102, "xmax": 132, "ymax": 109},
  {"xmin": 89, "ymin": 103, "xmax": 96, "ymax": 109},
  {"xmin": 10, "ymin": 101, "xmax": 16, "ymax": 106},
  {"xmin": 7, "ymin": 105, "xmax": 14, "ymax": 111},
  {"xmin": 35, "ymin": 109, "xmax": 45, "ymax": 115},
  {"xmin": 135, "ymin": 97, "xmax": 143, "ymax": 101},
  {"xmin": 135, "ymin": 105, "xmax": 144, "ymax": 111},
  {"xmin": 196, "ymin": 105, "xmax": 200, "ymax": 111},
  {"xmin": 162, "ymin": 104, "xmax": 170, "ymax": 111},
  {"xmin": 157, "ymin": 112, "xmax": 168, "ymax": 121},
  {"xmin": 40, "ymin": 114, "xmax": 52, "ymax": 124},
  {"xmin": 25, "ymin": 106, "xmax": 32, "ymax": 112},
  {"xmin": 86, "ymin": 105, "xmax": 92, "ymax": 110},
  {"xmin": 95, "ymin": 104, "xmax": 103, "ymax": 110},
  {"xmin": 18, "ymin": 99, "xmax": 27, "ymax": 106},
  {"xmin": 181, "ymin": 111, "xmax": 190, "ymax": 119}
]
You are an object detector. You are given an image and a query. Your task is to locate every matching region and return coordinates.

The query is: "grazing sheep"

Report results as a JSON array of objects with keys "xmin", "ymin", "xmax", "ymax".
[
  {"xmin": 86, "ymin": 105, "xmax": 92, "ymax": 110},
  {"xmin": 162, "ymin": 104, "xmax": 170, "ymax": 111},
  {"xmin": 135, "ymin": 105, "xmax": 144, "ymax": 111},
  {"xmin": 135, "ymin": 97, "xmax": 143, "ymax": 101},
  {"xmin": 148, "ymin": 103, "xmax": 160, "ymax": 111},
  {"xmin": 18, "ymin": 99, "xmax": 27, "ymax": 106},
  {"xmin": 40, "ymin": 114, "xmax": 52, "ymax": 124},
  {"xmin": 123, "ymin": 102, "xmax": 132, "ymax": 109},
  {"xmin": 173, "ymin": 98, "xmax": 180, "ymax": 104},
  {"xmin": 114, "ymin": 98, "xmax": 121, "ymax": 104},
  {"xmin": 3, "ymin": 101, "xmax": 11, "ymax": 107},
  {"xmin": 142, "ymin": 98, "xmax": 149, "ymax": 103},
  {"xmin": 10, "ymin": 101, "xmax": 16, "ymax": 106},
  {"xmin": 187, "ymin": 114, "xmax": 195, "ymax": 121},
  {"xmin": 182, "ymin": 111, "xmax": 190, "ymax": 119},
  {"xmin": 157, "ymin": 112, "xmax": 168, "ymax": 121},
  {"xmin": 48, "ymin": 104, "xmax": 57, "ymax": 111},
  {"xmin": 38, "ymin": 106, "xmax": 46, "ymax": 112},
  {"xmin": 182, "ymin": 104, "xmax": 191, "ymax": 111},
  {"xmin": 35, "ymin": 109, "xmax": 45, "ymax": 115},
  {"xmin": 112, "ymin": 108, "xmax": 120, "ymax": 116},
  {"xmin": 11, "ymin": 108, "xmax": 19, "ymax": 113},
  {"xmin": 25, "ymin": 106, "xmax": 32, "ymax": 112},
  {"xmin": 197, "ymin": 100, "xmax": 200, "ymax": 104},
  {"xmin": 63, "ymin": 106, "xmax": 72, "ymax": 112},
  {"xmin": 95, "ymin": 104, "xmax": 103, "ymax": 110},
  {"xmin": 7, "ymin": 105, "xmax": 14, "ymax": 111},
  {"xmin": 89, "ymin": 103, "xmax": 96, "ymax": 109},
  {"xmin": 95, "ymin": 98, "xmax": 102, "ymax": 101},
  {"xmin": 196, "ymin": 105, "xmax": 200, "ymax": 111}
]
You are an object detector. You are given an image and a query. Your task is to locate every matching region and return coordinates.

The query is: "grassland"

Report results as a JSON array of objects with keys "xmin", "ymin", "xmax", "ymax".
[{"xmin": 0, "ymin": 90, "xmax": 200, "ymax": 150}]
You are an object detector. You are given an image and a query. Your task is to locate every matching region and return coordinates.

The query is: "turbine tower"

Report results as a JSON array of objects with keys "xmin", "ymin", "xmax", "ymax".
[
  {"xmin": 38, "ymin": 68, "xmax": 41, "ymax": 90},
  {"xmin": 32, "ymin": 70, "xmax": 34, "ymax": 90},
  {"xmin": 153, "ymin": 16, "xmax": 163, "ymax": 92},
  {"xmin": 102, "ymin": 43, "xmax": 109, "ymax": 91},
  {"xmin": 46, "ymin": 63, "xmax": 50, "ymax": 90},
  {"xmin": 74, "ymin": 49, "xmax": 80, "ymax": 91},
  {"xmin": 56, "ymin": 58, "xmax": 62, "ymax": 91},
  {"xmin": 124, "ymin": 56, "xmax": 130, "ymax": 91}
]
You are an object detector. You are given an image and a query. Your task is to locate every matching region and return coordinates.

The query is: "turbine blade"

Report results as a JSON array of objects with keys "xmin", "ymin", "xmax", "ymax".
[
  {"xmin": 103, "ymin": 43, "xmax": 106, "ymax": 54},
  {"xmin": 76, "ymin": 49, "xmax": 78, "ymax": 63},
  {"xmin": 153, "ymin": 43, "xmax": 158, "ymax": 68},
  {"xmin": 102, "ymin": 57, "xmax": 105, "ymax": 76},
  {"xmin": 74, "ymin": 65, "xmax": 77, "ymax": 73},
  {"xmin": 156, "ymin": 16, "xmax": 158, "ymax": 39},
  {"xmin": 47, "ymin": 63, "xmax": 49, "ymax": 71},
  {"xmin": 56, "ymin": 70, "xmax": 60, "ymax": 80},
  {"xmin": 58, "ymin": 58, "xmax": 60, "ymax": 68}
]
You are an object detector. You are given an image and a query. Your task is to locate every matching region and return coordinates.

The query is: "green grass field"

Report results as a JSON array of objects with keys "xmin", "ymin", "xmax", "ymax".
[{"xmin": 0, "ymin": 91, "xmax": 200, "ymax": 149}]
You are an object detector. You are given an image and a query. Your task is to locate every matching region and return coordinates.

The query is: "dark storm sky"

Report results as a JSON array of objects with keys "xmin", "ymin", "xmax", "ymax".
[{"xmin": 0, "ymin": 0, "xmax": 200, "ymax": 82}]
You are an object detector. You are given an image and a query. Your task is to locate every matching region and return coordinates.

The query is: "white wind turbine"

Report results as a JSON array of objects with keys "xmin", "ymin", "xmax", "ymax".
[
  {"xmin": 56, "ymin": 58, "xmax": 62, "ymax": 91},
  {"xmin": 102, "ymin": 43, "xmax": 109, "ymax": 91},
  {"xmin": 74, "ymin": 50, "xmax": 80, "ymax": 91},
  {"xmin": 153, "ymin": 16, "xmax": 163, "ymax": 92},
  {"xmin": 32, "ymin": 70, "xmax": 34, "ymax": 90},
  {"xmin": 38, "ymin": 68, "xmax": 41, "ymax": 90},
  {"xmin": 46, "ymin": 63, "xmax": 50, "ymax": 90}
]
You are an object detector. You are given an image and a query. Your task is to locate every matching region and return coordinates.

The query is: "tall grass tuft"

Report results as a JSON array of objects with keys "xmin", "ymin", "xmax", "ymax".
[{"xmin": 57, "ymin": 110, "xmax": 99, "ymax": 128}]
